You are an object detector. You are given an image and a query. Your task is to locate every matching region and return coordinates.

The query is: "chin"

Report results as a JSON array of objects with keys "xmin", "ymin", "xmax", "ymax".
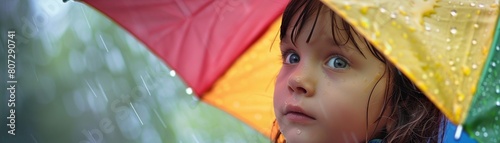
[{"xmin": 282, "ymin": 128, "xmax": 324, "ymax": 143}]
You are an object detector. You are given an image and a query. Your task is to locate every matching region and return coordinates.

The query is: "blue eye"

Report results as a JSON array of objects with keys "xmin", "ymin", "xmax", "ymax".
[
  {"xmin": 284, "ymin": 52, "xmax": 300, "ymax": 64},
  {"xmin": 327, "ymin": 56, "xmax": 349, "ymax": 69}
]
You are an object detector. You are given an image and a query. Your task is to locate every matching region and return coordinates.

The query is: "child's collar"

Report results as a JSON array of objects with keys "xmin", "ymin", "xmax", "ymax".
[{"xmin": 368, "ymin": 139, "xmax": 383, "ymax": 143}]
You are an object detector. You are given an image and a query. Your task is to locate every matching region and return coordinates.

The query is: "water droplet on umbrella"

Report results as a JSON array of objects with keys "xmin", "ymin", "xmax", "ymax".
[
  {"xmin": 472, "ymin": 64, "xmax": 478, "ymax": 69},
  {"xmin": 455, "ymin": 125, "xmax": 463, "ymax": 140},
  {"xmin": 496, "ymin": 46, "xmax": 500, "ymax": 51},
  {"xmin": 380, "ymin": 8, "xmax": 387, "ymax": 13},
  {"xmin": 471, "ymin": 2, "xmax": 476, "ymax": 7},
  {"xmin": 474, "ymin": 23, "xmax": 479, "ymax": 28},
  {"xmin": 360, "ymin": 6, "xmax": 369, "ymax": 15},
  {"xmin": 459, "ymin": 2, "xmax": 464, "ymax": 5},
  {"xmin": 450, "ymin": 27, "xmax": 457, "ymax": 35},
  {"xmin": 433, "ymin": 89, "xmax": 440, "ymax": 94},
  {"xmin": 449, "ymin": 60, "xmax": 455, "ymax": 65},
  {"xmin": 496, "ymin": 86, "xmax": 500, "ymax": 94},
  {"xmin": 360, "ymin": 19, "xmax": 370, "ymax": 28},
  {"xmin": 457, "ymin": 92, "xmax": 465, "ymax": 101},
  {"xmin": 446, "ymin": 38, "xmax": 451, "ymax": 42},
  {"xmin": 344, "ymin": 4, "xmax": 351, "ymax": 10},
  {"xmin": 475, "ymin": 131, "xmax": 480, "ymax": 136},
  {"xmin": 296, "ymin": 129, "xmax": 302, "ymax": 135},
  {"xmin": 479, "ymin": 3, "xmax": 485, "ymax": 8},
  {"xmin": 390, "ymin": 12, "xmax": 397, "ymax": 19},
  {"xmin": 425, "ymin": 25, "xmax": 431, "ymax": 31},
  {"xmin": 450, "ymin": 9, "xmax": 458, "ymax": 17},
  {"xmin": 492, "ymin": 62, "xmax": 497, "ymax": 67},
  {"xmin": 169, "ymin": 70, "xmax": 176, "ymax": 77},
  {"xmin": 472, "ymin": 39, "xmax": 477, "ymax": 45},
  {"xmin": 462, "ymin": 66, "xmax": 471, "ymax": 76},
  {"xmin": 186, "ymin": 87, "xmax": 193, "ymax": 95},
  {"xmin": 491, "ymin": 3, "xmax": 499, "ymax": 8},
  {"xmin": 446, "ymin": 46, "xmax": 451, "ymax": 51},
  {"xmin": 404, "ymin": 16, "xmax": 410, "ymax": 23},
  {"xmin": 484, "ymin": 132, "xmax": 488, "ymax": 137},
  {"xmin": 496, "ymin": 101, "xmax": 500, "ymax": 106}
]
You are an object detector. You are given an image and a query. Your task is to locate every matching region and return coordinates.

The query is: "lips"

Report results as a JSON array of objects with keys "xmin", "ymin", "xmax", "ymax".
[{"xmin": 284, "ymin": 105, "xmax": 316, "ymax": 123}]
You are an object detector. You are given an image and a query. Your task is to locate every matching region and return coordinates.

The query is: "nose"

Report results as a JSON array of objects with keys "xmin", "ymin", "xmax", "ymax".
[{"xmin": 287, "ymin": 65, "xmax": 316, "ymax": 97}]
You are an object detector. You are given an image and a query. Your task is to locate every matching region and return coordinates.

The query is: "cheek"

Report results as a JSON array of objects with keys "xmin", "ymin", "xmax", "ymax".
[
  {"xmin": 273, "ymin": 69, "xmax": 289, "ymax": 109},
  {"xmin": 317, "ymin": 72, "xmax": 389, "ymax": 136},
  {"xmin": 315, "ymin": 80, "xmax": 367, "ymax": 125}
]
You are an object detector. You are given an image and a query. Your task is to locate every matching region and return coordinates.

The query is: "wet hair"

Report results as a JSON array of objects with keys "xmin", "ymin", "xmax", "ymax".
[{"xmin": 272, "ymin": 1, "xmax": 444, "ymax": 142}]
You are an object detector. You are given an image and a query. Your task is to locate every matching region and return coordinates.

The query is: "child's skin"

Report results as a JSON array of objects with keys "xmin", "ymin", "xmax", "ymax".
[{"xmin": 273, "ymin": 6, "xmax": 393, "ymax": 143}]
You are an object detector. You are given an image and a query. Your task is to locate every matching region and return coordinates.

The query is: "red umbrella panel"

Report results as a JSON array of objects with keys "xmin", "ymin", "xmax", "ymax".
[
  {"xmin": 81, "ymin": 0, "xmax": 288, "ymax": 96},
  {"xmin": 80, "ymin": 0, "xmax": 288, "ymax": 136}
]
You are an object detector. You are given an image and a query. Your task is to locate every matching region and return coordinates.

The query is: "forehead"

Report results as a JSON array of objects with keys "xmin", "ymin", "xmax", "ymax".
[{"xmin": 283, "ymin": 5, "xmax": 368, "ymax": 55}]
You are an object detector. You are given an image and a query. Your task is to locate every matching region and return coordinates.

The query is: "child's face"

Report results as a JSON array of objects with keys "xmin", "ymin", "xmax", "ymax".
[{"xmin": 274, "ymin": 8, "xmax": 392, "ymax": 143}]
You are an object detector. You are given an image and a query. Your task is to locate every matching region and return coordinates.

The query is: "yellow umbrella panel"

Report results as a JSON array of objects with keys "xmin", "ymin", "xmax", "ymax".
[
  {"xmin": 321, "ymin": 0, "xmax": 499, "ymax": 127},
  {"xmin": 203, "ymin": 19, "xmax": 282, "ymax": 137}
]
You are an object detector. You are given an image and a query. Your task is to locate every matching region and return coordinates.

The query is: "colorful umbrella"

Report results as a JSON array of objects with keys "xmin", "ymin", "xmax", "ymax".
[
  {"xmin": 319, "ymin": 0, "xmax": 500, "ymax": 142},
  {"xmin": 77, "ymin": 0, "xmax": 287, "ymax": 137}
]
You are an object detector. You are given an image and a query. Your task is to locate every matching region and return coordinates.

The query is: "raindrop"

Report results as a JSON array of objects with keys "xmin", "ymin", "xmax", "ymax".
[
  {"xmin": 474, "ymin": 23, "xmax": 479, "ymax": 28},
  {"xmin": 360, "ymin": 19, "xmax": 370, "ymax": 28},
  {"xmin": 435, "ymin": 28, "xmax": 440, "ymax": 33},
  {"xmin": 186, "ymin": 87, "xmax": 193, "ymax": 95},
  {"xmin": 390, "ymin": 12, "xmax": 397, "ymax": 19},
  {"xmin": 433, "ymin": 89, "xmax": 440, "ymax": 94},
  {"xmin": 463, "ymin": 66, "xmax": 471, "ymax": 76},
  {"xmin": 296, "ymin": 129, "xmax": 302, "ymax": 135},
  {"xmin": 479, "ymin": 3, "xmax": 485, "ymax": 8},
  {"xmin": 455, "ymin": 125, "xmax": 463, "ymax": 140},
  {"xmin": 105, "ymin": 49, "xmax": 126, "ymax": 73},
  {"xmin": 425, "ymin": 25, "xmax": 431, "ymax": 31},
  {"xmin": 475, "ymin": 131, "xmax": 480, "ymax": 136},
  {"xmin": 470, "ymin": 2, "xmax": 476, "ymax": 7},
  {"xmin": 404, "ymin": 16, "xmax": 410, "ymax": 23},
  {"xmin": 380, "ymin": 8, "xmax": 387, "ymax": 13},
  {"xmin": 492, "ymin": 3, "xmax": 499, "ymax": 8},
  {"xmin": 496, "ymin": 101, "xmax": 500, "ymax": 106},
  {"xmin": 471, "ymin": 39, "xmax": 477, "ymax": 45},
  {"xmin": 446, "ymin": 38, "xmax": 451, "ymax": 42},
  {"xmin": 360, "ymin": 6, "xmax": 369, "ymax": 15},
  {"xmin": 450, "ymin": 27, "xmax": 457, "ymax": 35},
  {"xmin": 450, "ymin": 9, "xmax": 458, "ymax": 17},
  {"xmin": 496, "ymin": 46, "xmax": 500, "ymax": 51},
  {"xmin": 449, "ymin": 60, "xmax": 455, "ymax": 65},
  {"xmin": 472, "ymin": 64, "xmax": 478, "ymax": 69},
  {"xmin": 446, "ymin": 46, "xmax": 451, "ymax": 51},
  {"xmin": 169, "ymin": 70, "xmax": 176, "ymax": 77},
  {"xmin": 496, "ymin": 86, "xmax": 500, "ymax": 94},
  {"xmin": 343, "ymin": 3, "xmax": 352, "ymax": 10},
  {"xmin": 459, "ymin": 2, "xmax": 464, "ymax": 5},
  {"xmin": 492, "ymin": 62, "xmax": 497, "ymax": 67}
]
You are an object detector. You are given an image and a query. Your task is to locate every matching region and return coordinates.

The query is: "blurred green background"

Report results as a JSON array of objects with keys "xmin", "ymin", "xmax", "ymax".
[{"xmin": 0, "ymin": 0, "xmax": 269, "ymax": 142}]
